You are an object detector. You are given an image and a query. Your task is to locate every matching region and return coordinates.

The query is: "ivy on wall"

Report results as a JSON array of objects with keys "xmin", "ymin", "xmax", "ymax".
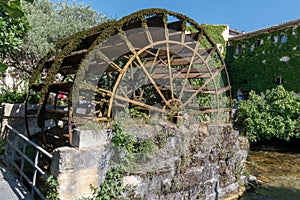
[
  {"xmin": 226, "ymin": 25, "xmax": 300, "ymax": 96},
  {"xmin": 187, "ymin": 24, "xmax": 227, "ymax": 57},
  {"xmin": 202, "ymin": 25, "xmax": 227, "ymax": 47}
]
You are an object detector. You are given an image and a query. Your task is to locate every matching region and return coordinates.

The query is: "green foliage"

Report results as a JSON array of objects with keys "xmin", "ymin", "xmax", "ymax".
[
  {"xmin": 187, "ymin": 24, "xmax": 227, "ymax": 56},
  {"xmin": 0, "ymin": 62, "xmax": 7, "ymax": 72},
  {"xmin": 111, "ymin": 123, "xmax": 135, "ymax": 154},
  {"xmin": 46, "ymin": 175, "xmax": 59, "ymax": 200},
  {"xmin": 130, "ymin": 107, "xmax": 149, "ymax": 119},
  {"xmin": 112, "ymin": 123, "xmax": 157, "ymax": 158},
  {"xmin": 0, "ymin": 62, "xmax": 7, "ymax": 80},
  {"xmin": 0, "ymin": 7, "xmax": 28, "ymax": 72},
  {"xmin": 0, "ymin": 86, "xmax": 26, "ymax": 103},
  {"xmin": 0, "ymin": 80, "xmax": 36, "ymax": 103},
  {"xmin": 0, "ymin": 1, "xmax": 30, "ymax": 70},
  {"xmin": 86, "ymin": 167, "xmax": 128, "ymax": 200},
  {"xmin": 236, "ymin": 85, "xmax": 300, "ymax": 142},
  {"xmin": 202, "ymin": 24, "xmax": 227, "ymax": 46},
  {"xmin": 0, "ymin": 10, "xmax": 28, "ymax": 55},
  {"xmin": 0, "ymin": 78, "xmax": 39, "ymax": 104}
]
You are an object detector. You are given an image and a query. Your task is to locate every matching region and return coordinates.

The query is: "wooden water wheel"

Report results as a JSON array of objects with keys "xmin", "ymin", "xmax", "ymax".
[{"xmin": 25, "ymin": 9, "xmax": 232, "ymax": 144}]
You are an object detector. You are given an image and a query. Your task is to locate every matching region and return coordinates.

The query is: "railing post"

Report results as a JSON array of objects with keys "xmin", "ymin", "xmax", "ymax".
[
  {"xmin": 4, "ymin": 127, "xmax": 9, "ymax": 159},
  {"xmin": 31, "ymin": 150, "xmax": 39, "ymax": 198},
  {"xmin": 20, "ymin": 142, "xmax": 27, "ymax": 181}
]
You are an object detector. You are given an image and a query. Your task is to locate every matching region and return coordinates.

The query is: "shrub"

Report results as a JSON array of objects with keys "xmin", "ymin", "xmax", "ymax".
[{"xmin": 236, "ymin": 85, "xmax": 300, "ymax": 142}]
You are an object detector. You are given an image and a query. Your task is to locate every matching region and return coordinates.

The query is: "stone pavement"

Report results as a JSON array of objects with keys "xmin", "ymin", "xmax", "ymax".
[{"xmin": 0, "ymin": 162, "xmax": 33, "ymax": 200}]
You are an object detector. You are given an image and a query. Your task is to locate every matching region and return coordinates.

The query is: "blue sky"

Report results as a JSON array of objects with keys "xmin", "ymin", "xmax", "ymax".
[{"xmin": 63, "ymin": 0, "xmax": 300, "ymax": 33}]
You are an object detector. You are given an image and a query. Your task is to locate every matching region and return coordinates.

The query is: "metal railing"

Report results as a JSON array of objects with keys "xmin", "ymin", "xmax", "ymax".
[
  {"xmin": 3, "ymin": 124, "xmax": 53, "ymax": 200},
  {"xmin": 0, "ymin": 104, "xmax": 3, "ymax": 132}
]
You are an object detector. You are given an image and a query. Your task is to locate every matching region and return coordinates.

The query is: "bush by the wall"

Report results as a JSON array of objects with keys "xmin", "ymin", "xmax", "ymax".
[{"xmin": 236, "ymin": 85, "xmax": 300, "ymax": 142}]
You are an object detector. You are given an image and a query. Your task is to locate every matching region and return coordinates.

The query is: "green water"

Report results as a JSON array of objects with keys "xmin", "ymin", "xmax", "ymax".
[{"xmin": 241, "ymin": 150, "xmax": 300, "ymax": 200}]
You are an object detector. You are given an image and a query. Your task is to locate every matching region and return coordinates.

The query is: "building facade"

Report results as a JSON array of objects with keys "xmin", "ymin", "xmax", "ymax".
[{"xmin": 226, "ymin": 19, "xmax": 300, "ymax": 99}]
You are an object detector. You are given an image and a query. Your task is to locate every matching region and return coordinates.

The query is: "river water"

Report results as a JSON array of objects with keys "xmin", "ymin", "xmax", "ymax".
[{"xmin": 240, "ymin": 144, "xmax": 300, "ymax": 200}]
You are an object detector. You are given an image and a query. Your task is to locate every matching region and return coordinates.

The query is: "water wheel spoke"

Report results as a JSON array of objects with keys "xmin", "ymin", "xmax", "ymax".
[
  {"xmin": 117, "ymin": 86, "xmax": 129, "ymax": 99},
  {"xmin": 167, "ymin": 50, "xmax": 175, "ymax": 101},
  {"xmin": 204, "ymin": 45, "xmax": 222, "ymax": 113},
  {"xmin": 182, "ymin": 65, "xmax": 225, "ymax": 107},
  {"xmin": 136, "ymin": 55, "xmax": 169, "ymax": 104},
  {"xmin": 96, "ymin": 86, "xmax": 164, "ymax": 113},
  {"xmin": 181, "ymin": 24, "xmax": 186, "ymax": 44},
  {"xmin": 129, "ymin": 62, "xmax": 136, "ymax": 96},
  {"xmin": 121, "ymin": 31, "xmax": 169, "ymax": 105},
  {"xmin": 95, "ymin": 50, "xmax": 123, "ymax": 73},
  {"xmin": 163, "ymin": 24, "xmax": 175, "ymax": 101},
  {"xmin": 204, "ymin": 45, "xmax": 218, "ymax": 64},
  {"xmin": 143, "ymin": 23, "xmax": 154, "ymax": 44},
  {"xmin": 116, "ymin": 94, "xmax": 165, "ymax": 114},
  {"xmin": 178, "ymin": 31, "xmax": 202, "ymax": 101},
  {"xmin": 117, "ymin": 31, "xmax": 169, "ymax": 111},
  {"xmin": 149, "ymin": 49, "xmax": 160, "ymax": 73}
]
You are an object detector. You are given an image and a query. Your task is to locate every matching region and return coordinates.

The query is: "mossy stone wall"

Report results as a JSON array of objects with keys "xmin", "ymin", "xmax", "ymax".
[{"xmin": 51, "ymin": 124, "xmax": 249, "ymax": 199}]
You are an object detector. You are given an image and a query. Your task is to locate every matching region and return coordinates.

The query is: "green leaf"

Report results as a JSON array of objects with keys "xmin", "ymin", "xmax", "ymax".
[
  {"xmin": 0, "ymin": 1, "xmax": 23, "ymax": 18},
  {"xmin": 0, "ymin": 0, "xmax": 33, "ymax": 18},
  {"xmin": 0, "ymin": 62, "xmax": 8, "ymax": 72}
]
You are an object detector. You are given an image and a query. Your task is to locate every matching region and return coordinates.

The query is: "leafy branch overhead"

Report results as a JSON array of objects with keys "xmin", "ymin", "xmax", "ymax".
[{"xmin": 0, "ymin": 0, "xmax": 31, "ymax": 72}]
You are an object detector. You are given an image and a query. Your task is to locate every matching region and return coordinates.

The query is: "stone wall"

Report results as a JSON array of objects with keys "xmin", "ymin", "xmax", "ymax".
[{"xmin": 51, "ymin": 123, "xmax": 249, "ymax": 200}]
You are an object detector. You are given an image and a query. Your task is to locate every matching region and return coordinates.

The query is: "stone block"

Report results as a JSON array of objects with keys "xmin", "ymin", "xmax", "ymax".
[
  {"xmin": 57, "ymin": 168, "xmax": 99, "ymax": 200},
  {"xmin": 71, "ymin": 129, "xmax": 113, "ymax": 149},
  {"xmin": 51, "ymin": 146, "xmax": 113, "ymax": 200}
]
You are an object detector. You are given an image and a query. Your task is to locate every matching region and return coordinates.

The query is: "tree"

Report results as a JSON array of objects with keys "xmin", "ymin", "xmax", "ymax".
[
  {"xmin": 22, "ymin": 0, "xmax": 106, "ymax": 58},
  {"xmin": 236, "ymin": 85, "xmax": 300, "ymax": 142},
  {"xmin": 3, "ymin": 0, "xmax": 107, "ymax": 78}
]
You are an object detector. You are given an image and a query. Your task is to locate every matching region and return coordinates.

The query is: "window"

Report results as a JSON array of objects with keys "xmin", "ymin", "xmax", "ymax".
[
  {"xmin": 255, "ymin": 39, "xmax": 263, "ymax": 47},
  {"xmin": 274, "ymin": 36, "xmax": 279, "ymax": 44},
  {"xmin": 236, "ymin": 44, "xmax": 243, "ymax": 54},
  {"xmin": 260, "ymin": 39, "xmax": 264, "ymax": 45},
  {"xmin": 275, "ymin": 76, "xmax": 284, "ymax": 85},
  {"xmin": 255, "ymin": 40, "xmax": 260, "ymax": 47},
  {"xmin": 237, "ymin": 89, "xmax": 249, "ymax": 101},
  {"xmin": 279, "ymin": 34, "xmax": 288, "ymax": 43}
]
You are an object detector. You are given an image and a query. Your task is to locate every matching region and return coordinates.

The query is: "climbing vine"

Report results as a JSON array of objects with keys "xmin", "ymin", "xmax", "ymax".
[
  {"xmin": 87, "ymin": 167, "xmax": 128, "ymax": 200},
  {"xmin": 202, "ymin": 25, "xmax": 227, "ymax": 46},
  {"xmin": 186, "ymin": 24, "xmax": 227, "ymax": 56},
  {"xmin": 46, "ymin": 175, "xmax": 59, "ymax": 200}
]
